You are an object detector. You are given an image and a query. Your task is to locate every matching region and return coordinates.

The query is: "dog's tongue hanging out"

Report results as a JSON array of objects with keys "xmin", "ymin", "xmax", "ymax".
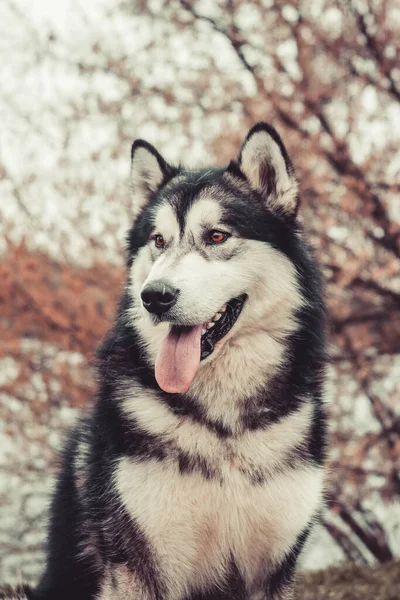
[{"xmin": 155, "ymin": 325, "xmax": 203, "ymax": 393}]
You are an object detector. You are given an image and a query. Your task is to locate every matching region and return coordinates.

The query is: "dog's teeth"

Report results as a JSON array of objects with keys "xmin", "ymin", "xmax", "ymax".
[
  {"xmin": 207, "ymin": 322, "xmax": 215, "ymax": 329},
  {"xmin": 221, "ymin": 304, "xmax": 227, "ymax": 312},
  {"xmin": 213, "ymin": 313, "xmax": 222, "ymax": 321},
  {"xmin": 201, "ymin": 327, "xmax": 206, "ymax": 335}
]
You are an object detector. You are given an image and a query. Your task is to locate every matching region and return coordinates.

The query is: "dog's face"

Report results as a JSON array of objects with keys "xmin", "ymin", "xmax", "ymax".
[{"xmin": 127, "ymin": 124, "xmax": 303, "ymax": 393}]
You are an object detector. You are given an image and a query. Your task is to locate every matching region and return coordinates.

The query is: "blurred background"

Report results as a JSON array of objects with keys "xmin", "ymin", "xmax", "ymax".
[{"xmin": 0, "ymin": 0, "xmax": 399, "ymax": 586}]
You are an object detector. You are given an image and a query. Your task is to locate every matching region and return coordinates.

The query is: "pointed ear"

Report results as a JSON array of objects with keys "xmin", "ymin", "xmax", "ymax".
[
  {"xmin": 130, "ymin": 140, "xmax": 175, "ymax": 218},
  {"xmin": 238, "ymin": 123, "xmax": 299, "ymax": 219}
]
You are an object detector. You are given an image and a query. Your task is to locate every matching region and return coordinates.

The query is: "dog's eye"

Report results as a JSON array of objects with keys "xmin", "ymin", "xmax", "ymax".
[
  {"xmin": 208, "ymin": 231, "xmax": 229, "ymax": 245},
  {"xmin": 154, "ymin": 235, "xmax": 165, "ymax": 248}
]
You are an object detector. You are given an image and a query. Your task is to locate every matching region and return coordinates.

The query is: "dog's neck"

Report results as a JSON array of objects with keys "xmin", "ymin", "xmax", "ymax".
[{"xmin": 186, "ymin": 327, "xmax": 288, "ymax": 433}]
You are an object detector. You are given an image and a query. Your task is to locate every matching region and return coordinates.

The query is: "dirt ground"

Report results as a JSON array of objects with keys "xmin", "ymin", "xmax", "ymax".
[{"xmin": 297, "ymin": 560, "xmax": 400, "ymax": 600}]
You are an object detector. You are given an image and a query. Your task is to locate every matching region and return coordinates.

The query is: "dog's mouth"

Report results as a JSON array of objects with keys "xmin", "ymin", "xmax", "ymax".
[
  {"xmin": 199, "ymin": 294, "xmax": 247, "ymax": 360},
  {"xmin": 155, "ymin": 294, "xmax": 247, "ymax": 394}
]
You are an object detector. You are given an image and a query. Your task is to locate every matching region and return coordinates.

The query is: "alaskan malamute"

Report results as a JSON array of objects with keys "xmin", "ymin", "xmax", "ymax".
[{"xmin": 9, "ymin": 123, "xmax": 327, "ymax": 600}]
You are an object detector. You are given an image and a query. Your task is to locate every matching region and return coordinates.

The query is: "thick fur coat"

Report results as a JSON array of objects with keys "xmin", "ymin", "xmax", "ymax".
[{"xmin": 9, "ymin": 123, "xmax": 327, "ymax": 600}]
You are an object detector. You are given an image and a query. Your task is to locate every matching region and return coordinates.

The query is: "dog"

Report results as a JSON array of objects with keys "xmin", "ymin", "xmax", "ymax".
[{"xmin": 8, "ymin": 123, "xmax": 327, "ymax": 599}]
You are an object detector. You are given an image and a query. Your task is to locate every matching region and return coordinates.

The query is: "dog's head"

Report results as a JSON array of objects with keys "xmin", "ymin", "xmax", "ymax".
[{"xmin": 126, "ymin": 123, "xmax": 304, "ymax": 393}]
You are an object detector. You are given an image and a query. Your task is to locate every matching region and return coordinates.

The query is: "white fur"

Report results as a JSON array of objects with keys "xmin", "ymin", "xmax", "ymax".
[
  {"xmin": 152, "ymin": 202, "xmax": 180, "ymax": 242},
  {"xmin": 240, "ymin": 131, "xmax": 298, "ymax": 215},
  {"xmin": 115, "ymin": 455, "xmax": 323, "ymax": 600},
  {"xmin": 185, "ymin": 198, "xmax": 222, "ymax": 232}
]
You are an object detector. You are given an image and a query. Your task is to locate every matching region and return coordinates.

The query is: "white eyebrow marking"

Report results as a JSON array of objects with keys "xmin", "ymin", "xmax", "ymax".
[
  {"xmin": 185, "ymin": 199, "xmax": 222, "ymax": 234},
  {"xmin": 152, "ymin": 203, "xmax": 179, "ymax": 240}
]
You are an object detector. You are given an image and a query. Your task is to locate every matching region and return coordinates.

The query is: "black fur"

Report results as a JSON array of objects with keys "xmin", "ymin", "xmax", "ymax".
[
  {"xmin": 266, "ymin": 528, "xmax": 310, "ymax": 599},
  {"xmin": 183, "ymin": 561, "xmax": 246, "ymax": 600}
]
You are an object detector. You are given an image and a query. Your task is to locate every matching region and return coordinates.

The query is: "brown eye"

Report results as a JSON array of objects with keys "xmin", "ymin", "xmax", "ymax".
[
  {"xmin": 209, "ymin": 231, "xmax": 229, "ymax": 245},
  {"xmin": 155, "ymin": 234, "xmax": 165, "ymax": 248}
]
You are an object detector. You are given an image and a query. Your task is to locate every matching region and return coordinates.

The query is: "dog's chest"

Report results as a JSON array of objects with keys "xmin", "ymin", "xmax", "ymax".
[{"xmin": 115, "ymin": 437, "xmax": 323, "ymax": 599}]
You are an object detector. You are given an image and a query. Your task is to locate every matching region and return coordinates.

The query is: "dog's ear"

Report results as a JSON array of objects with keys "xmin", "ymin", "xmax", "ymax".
[
  {"xmin": 130, "ymin": 140, "xmax": 174, "ymax": 218},
  {"xmin": 237, "ymin": 123, "xmax": 299, "ymax": 219}
]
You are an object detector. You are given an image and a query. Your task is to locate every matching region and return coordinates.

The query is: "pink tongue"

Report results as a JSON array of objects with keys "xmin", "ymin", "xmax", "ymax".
[{"xmin": 155, "ymin": 324, "xmax": 203, "ymax": 393}]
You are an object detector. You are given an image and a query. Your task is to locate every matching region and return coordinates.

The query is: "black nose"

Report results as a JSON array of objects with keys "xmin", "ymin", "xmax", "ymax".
[{"xmin": 141, "ymin": 281, "xmax": 179, "ymax": 315}]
